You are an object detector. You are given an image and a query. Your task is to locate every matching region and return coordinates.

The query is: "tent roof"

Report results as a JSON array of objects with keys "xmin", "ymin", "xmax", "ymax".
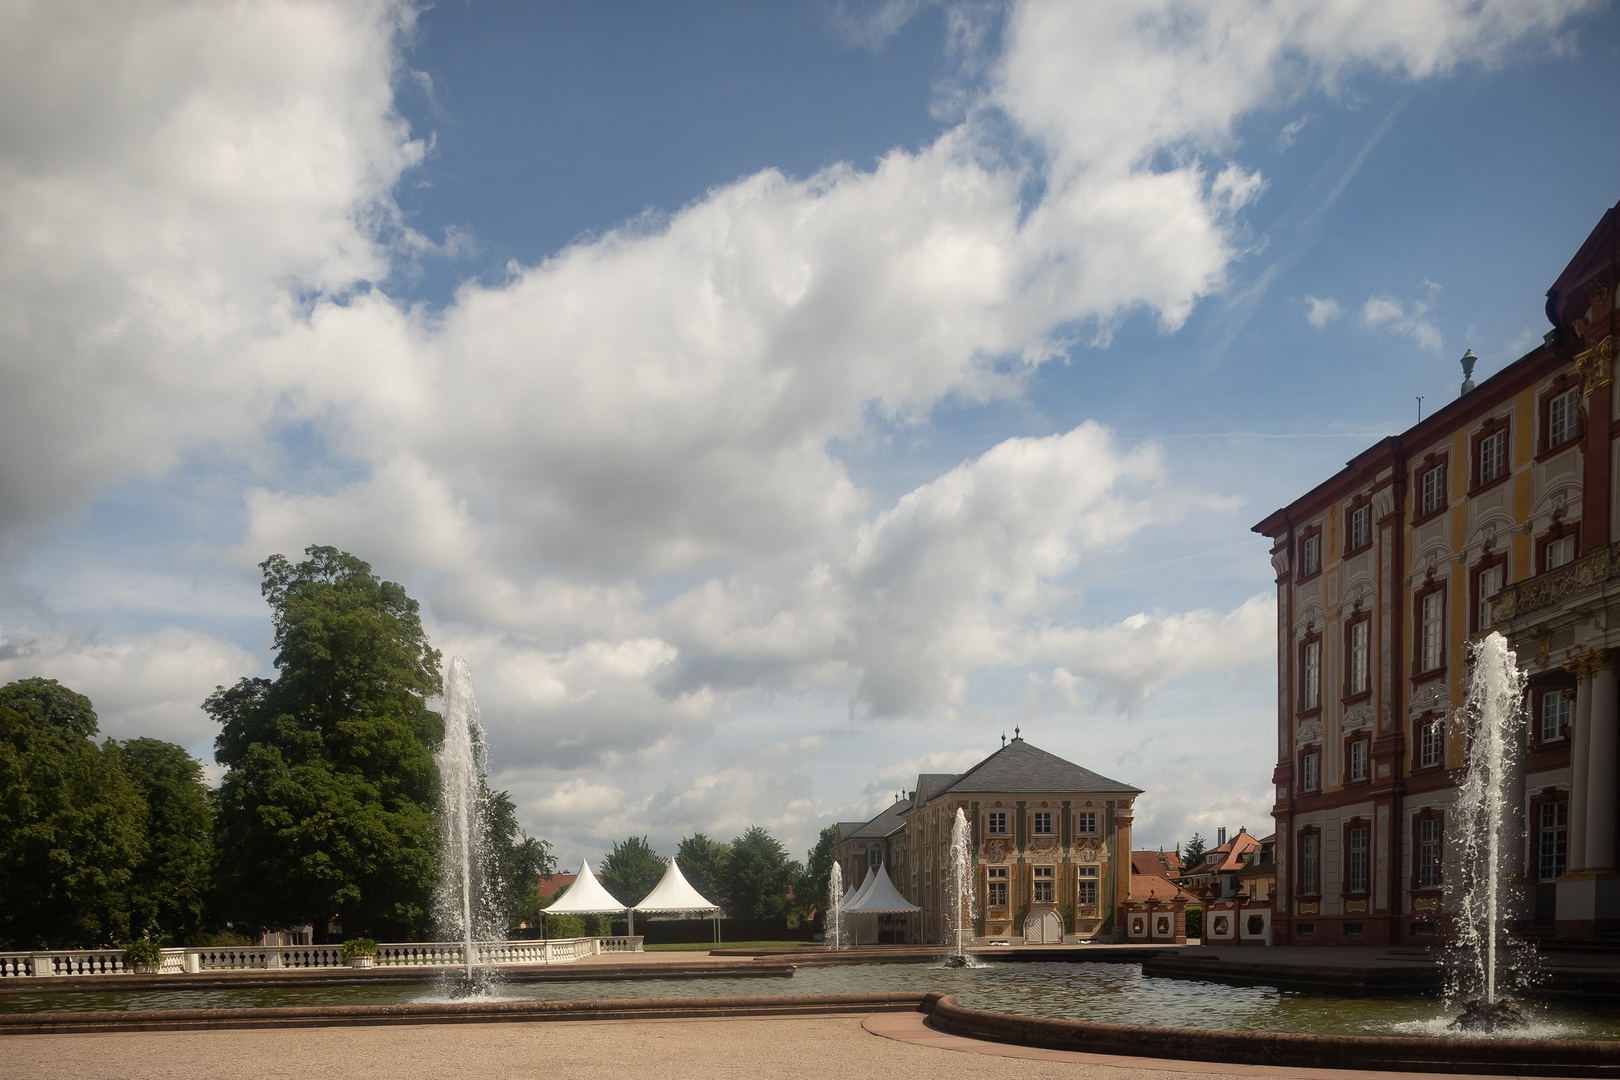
[
  {"xmin": 545, "ymin": 858, "xmax": 627, "ymax": 914},
  {"xmin": 634, "ymin": 858, "xmax": 720, "ymax": 913},
  {"xmin": 845, "ymin": 866, "xmax": 879, "ymax": 909},
  {"xmin": 845, "ymin": 867, "xmax": 919, "ymax": 914}
]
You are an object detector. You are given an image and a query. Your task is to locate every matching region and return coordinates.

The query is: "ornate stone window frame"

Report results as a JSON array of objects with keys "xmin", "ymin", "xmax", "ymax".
[
  {"xmin": 1412, "ymin": 576, "xmax": 1448, "ymax": 682},
  {"xmin": 1298, "ymin": 625, "xmax": 1325, "ymax": 716},
  {"xmin": 1469, "ymin": 414, "xmax": 1512, "ymax": 495},
  {"xmin": 1536, "ymin": 371, "xmax": 1584, "ymax": 460},
  {"xmin": 1342, "ymin": 817, "xmax": 1371, "ymax": 896},
  {"xmin": 1411, "ymin": 807, "xmax": 1444, "ymax": 893},
  {"xmin": 1470, "ymin": 547, "xmax": 1508, "ymax": 638},
  {"xmin": 1296, "ymin": 825, "xmax": 1322, "ymax": 898},
  {"xmin": 1537, "ymin": 516, "xmax": 1580, "ymax": 574},
  {"xmin": 1297, "ymin": 523, "xmax": 1324, "ymax": 582},
  {"xmin": 1342, "ymin": 609, "xmax": 1373, "ymax": 703},
  {"xmin": 1343, "ymin": 494, "xmax": 1374, "ymax": 557},
  {"xmin": 1343, "ymin": 732, "xmax": 1371, "ymax": 786},
  {"xmin": 1412, "ymin": 452, "xmax": 1449, "ymax": 525}
]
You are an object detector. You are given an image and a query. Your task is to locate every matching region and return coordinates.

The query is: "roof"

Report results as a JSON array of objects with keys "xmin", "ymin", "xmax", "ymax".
[
  {"xmin": 931, "ymin": 737, "xmax": 1139, "ymax": 797},
  {"xmin": 844, "ymin": 866, "xmax": 919, "ymax": 914},
  {"xmin": 846, "ymin": 797, "xmax": 912, "ymax": 840},
  {"xmin": 1183, "ymin": 829, "xmax": 1262, "ymax": 875},
  {"xmin": 537, "ymin": 873, "xmax": 576, "ymax": 901},
  {"xmin": 916, "ymin": 773, "xmax": 963, "ymax": 802},
  {"xmin": 835, "ymin": 822, "xmax": 866, "ymax": 842},
  {"xmin": 1132, "ymin": 850, "xmax": 1181, "ymax": 877},
  {"xmin": 635, "ymin": 858, "xmax": 720, "ymax": 913},
  {"xmin": 1129, "ymin": 875, "xmax": 1199, "ymax": 903},
  {"xmin": 545, "ymin": 858, "xmax": 628, "ymax": 914}
]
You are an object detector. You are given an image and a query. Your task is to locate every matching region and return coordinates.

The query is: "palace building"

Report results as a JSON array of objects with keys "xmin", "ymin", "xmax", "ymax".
[
  {"xmin": 833, "ymin": 733, "xmax": 1140, "ymax": 943},
  {"xmin": 1252, "ymin": 198, "xmax": 1620, "ymax": 944}
]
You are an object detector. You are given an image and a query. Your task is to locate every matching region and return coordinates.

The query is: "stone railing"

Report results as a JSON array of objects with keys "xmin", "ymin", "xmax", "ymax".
[
  {"xmin": 1490, "ymin": 541, "xmax": 1620, "ymax": 625},
  {"xmin": 0, "ymin": 936, "xmax": 641, "ymax": 978}
]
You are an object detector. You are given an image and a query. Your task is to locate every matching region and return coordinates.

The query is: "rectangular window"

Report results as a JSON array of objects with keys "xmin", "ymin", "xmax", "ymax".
[
  {"xmin": 1541, "ymin": 690, "xmax": 1569, "ymax": 742},
  {"xmin": 1349, "ymin": 621, "xmax": 1369, "ymax": 695},
  {"xmin": 1301, "ymin": 751, "xmax": 1320, "ymax": 792},
  {"xmin": 1417, "ymin": 817, "xmax": 1441, "ymax": 890},
  {"xmin": 1420, "ymin": 464, "xmax": 1446, "ymax": 516},
  {"xmin": 1478, "ymin": 429, "xmax": 1506, "ymax": 485},
  {"xmin": 1548, "ymin": 388, "xmax": 1578, "ymax": 448},
  {"xmin": 1476, "ymin": 564, "xmax": 1503, "ymax": 634},
  {"xmin": 986, "ymin": 866, "xmax": 1009, "ymax": 907},
  {"xmin": 1419, "ymin": 721, "xmax": 1443, "ymax": 768},
  {"xmin": 1032, "ymin": 866, "xmax": 1055, "ymax": 903},
  {"xmin": 1420, "ymin": 591, "xmax": 1444, "ymax": 672},
  {"xmin": 987, "ymin": 812, "xmax": 1007, "ymax": 835},
  {"xmin": 1033, "ymin": 812, "xmax": 1053, "ymax": 835},
  {"xmin": 1349, "ymin": 740, "xmax": 1368, "ymax": 782},
  {"xmin": 1076, "ymin": 811, "xmax": 1097, "ymax": 834},
  {"xmin": 1538, "ymin": 801, "xmax": 1568, "ymax": 881},
  {"xmin": 1547, "ymin": 535, "xmax": 1575, "ymax": 571},
  {"xmin": 1302, "ymin": 534, "xmax": 1321, "ymax": 576},
  {"xmin": 1349, "ymin": 505, "xmax": 1371, "ymax": 552},
  {"xmin": 1303, "ymin": 640, "xmax": 1321, "ymax": 710},
  {"xmin": 1346, "ymin": 826, "xmax": 1369, "ymax": 893},
  {"xmin": 1300, "ymin": 832, "xmax": 1320, "ymax": 895},
  {"xmin": 1077, "ymin": 865, "xmax": 1099, "ymax": 906}
]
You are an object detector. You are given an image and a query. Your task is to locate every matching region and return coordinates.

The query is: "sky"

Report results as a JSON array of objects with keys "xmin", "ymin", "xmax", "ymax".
[{"xmin": 3, "ymin": 0, "xmax": 1619, "ymax": 872}]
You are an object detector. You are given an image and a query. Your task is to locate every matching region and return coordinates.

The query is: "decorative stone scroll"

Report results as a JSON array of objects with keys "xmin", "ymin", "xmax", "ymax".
[
  {"xmin": 1342, "ymin": 702, "xmax": 1374, "ymax": 731},
  {"xmin": 1493, "ymin": 542, "xmax": 1619, "ymax": 623},
  {"xmin": 983, "ymin": 838, "xmax": 1007, "ymax": 863},
  {"xmin": 1408, "ymin": 682, "xmax": 1450, "ymax": 718}
]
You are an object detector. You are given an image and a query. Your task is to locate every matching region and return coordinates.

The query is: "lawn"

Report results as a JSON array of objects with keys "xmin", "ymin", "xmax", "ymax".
[{"xmin": 643, "ymin": 940, "xmax": 818, "ymax": 951}]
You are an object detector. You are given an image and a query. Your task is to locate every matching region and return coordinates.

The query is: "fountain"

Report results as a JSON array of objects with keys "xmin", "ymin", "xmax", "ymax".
[
  {"xmin": 826, "ymin": 863, "xmax": 845, "ymax": 951},
  {"xmin": 434, "ymin": 657, "xmax": 502, "ymax": 997},
  {"xmin": 943, "ymin": 808, "xmax": 974, "ymax": 967},
  {"xmin": 1446, "ymin": 631, "xmax": 1534, "ymax": 1031}
]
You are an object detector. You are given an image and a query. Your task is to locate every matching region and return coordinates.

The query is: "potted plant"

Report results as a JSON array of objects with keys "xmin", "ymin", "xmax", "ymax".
[
  {"xmin": 341, "ymin": 938, "xmax": 378, "ymax": 969},
  {"xmin": 123, "ymin": 939, "xmax": 164, "ymax": 975}
]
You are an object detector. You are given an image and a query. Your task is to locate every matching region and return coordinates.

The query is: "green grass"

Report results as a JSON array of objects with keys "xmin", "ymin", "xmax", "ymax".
[{"xmin": 644, "ymin": 940, "xmax": 817, "ymax": 952}]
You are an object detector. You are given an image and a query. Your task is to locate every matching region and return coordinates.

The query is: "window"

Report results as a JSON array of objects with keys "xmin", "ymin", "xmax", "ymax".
[
  {"xmin": 1300, "ymin": 831, "xmax": 1320, "ymax": 895},
  {"xmin": 1302, "ymin": 640, "xmax": 1321, "ymax": 710},
  {"xmin": 1420, "ymin": 591, "xmax": 1444, "ymax": 672},
  {"xmin": 1548, "ymin": 388, "xmax": 1579, "ymax": 449},
  {"xmin": 1419, "ymin": 720, "xmax": 1444, "ymax": 768},
  {"xmin": 1032, "ymin": 866, "xmax": 1055, "ymax": 903},
  {"xmin": 1416, "ymin": 817, "xmax": 1442, "ymax": 890},
  {"xmin": 987, "ymin": 812, "xmax": 1008, "ymax": 835},
  {"xmin": 1076, "ymin": 811, "xmax": 1097, "ymax": 834},
  {"xmin": 1348, "ymin": 620, "xmax": 1370, "ymax": 696},
  {"xmin": 1547, "ymin": 535, "xmax": 1576, "ymax": 571},
  {"xmin": 1301, "ymin": 750, "xmax": 1320, "ymax": 792},
  {"xmin": 1348, "ymin": 740, "xmax": 1368, "ymax": 783},
  {"xmin": 1076, "ymin": 866, "xmax": 1099, "ymax": 907},
  {"xmin": 1477, "ymin": 429, "xmax": 1507, "ymax": 486},
  {"xmin": 1540, "ymin": 690, "xmax": 1569, "ymax": 742},
  {"xmin": 986, "ymin": 866, "xmax": 1009, "ymax": 907},
  {"xmin": 1346, "ymin": 825, "xmax": 1368, "ymax": 893},
  {"xmin": 1420, "ymin": 464, "xmax": 1446, "ymax": 516},
  {"xmin": 1301, "ymin": 533, "xmax": 1321, "ymax": 576},
  {"xmin": 1033, "ymin": 811, "xmax": 1053, "ymax": 835},
  {"xmin": 1348, "ymin": 505, "xmax": 1371, "ymax": 553},
  {"xmin": 1538, "ymin": 801, "xmax": 1568, "ymax": 881},
  {"xmin": 1475, "ymin": 564, "xmax": 1504, "ymax": 634}
]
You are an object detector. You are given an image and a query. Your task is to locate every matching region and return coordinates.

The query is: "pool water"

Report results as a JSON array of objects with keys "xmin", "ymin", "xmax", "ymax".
[{"xmin": 2, "ymin": 961, "xmax": 1615, "ymax": 1039}]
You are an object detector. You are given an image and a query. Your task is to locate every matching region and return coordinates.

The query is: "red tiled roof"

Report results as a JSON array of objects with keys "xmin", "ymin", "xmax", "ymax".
[
  {"xmin": 1132, "ymin": 850, "xmax": 1181, "ymax": 876},
  {"xmin": 538, "ymin": 873, "xmax": 577, "ymax": 900},
  {"xmin": 1128, "ymin": 875, "xmax": 1198, "ymax": 903}
]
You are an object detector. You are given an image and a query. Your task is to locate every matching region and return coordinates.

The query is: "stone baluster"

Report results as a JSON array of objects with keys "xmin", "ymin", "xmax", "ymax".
[{"xmin": 1589, "ymin": 652, "xmax": 1619, "ymax": 872}]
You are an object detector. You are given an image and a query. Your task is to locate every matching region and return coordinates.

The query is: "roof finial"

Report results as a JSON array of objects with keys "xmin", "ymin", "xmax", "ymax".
[
  {"xmin": 1001, "ymin": 732, "xmax": 1007, "ymax": 747},
  {"xmin": 1013, "ymin": 725, "xmax": 1022, "ymax": 742}
]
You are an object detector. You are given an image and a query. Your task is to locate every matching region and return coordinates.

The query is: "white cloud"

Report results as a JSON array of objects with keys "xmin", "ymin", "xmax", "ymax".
[
  {"xmin": 1275, "ymin": 115, "xmax": 1309, "ymax": 151},
  {"xmin": 1304, "ymin": 295, "xmax": 1342, "ymax": 327},
  {"xmin": 1362, "ymin": 283, "xmax": 1443, "ymax": 351}
]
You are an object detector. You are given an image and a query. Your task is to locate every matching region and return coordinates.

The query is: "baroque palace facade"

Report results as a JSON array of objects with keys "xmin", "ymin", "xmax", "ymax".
[
  {"xmin": 1253, "ymin": 198, "xmax": 1620, "ymax": 945},
  {"xmin": 834, "ymin": 735, "xmax": 1140, "ymax": 943}
]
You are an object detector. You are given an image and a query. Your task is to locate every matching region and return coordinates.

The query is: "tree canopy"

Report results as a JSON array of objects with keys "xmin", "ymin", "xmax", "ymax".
[
  {"xmin": 799, "ymin": 824, "xmax": 838, "ymax": 916},
  {"xmin": 675, "ymin": 833, "xmax": 732, "ymax": 909},
  {"xmin": 209, "ymin": 546, "xmax": 444, "ymax": 940},
  {"xmin": 724, "ymin": 826, "xmax": 802, "ymax": 919},
  {"xmin": 600, "ymin": 835, "xmax": 665, "ymax": 907},
  {"xmin": 1180, "ymin": 832, "xmax": 1208, "ymax": 873},
  {"xmin": 115, "ymin": 737, "xmax": 214, "ymax": 944},
  {"xmin": 485, "ymin": 786, "xmax": 555, "ymax": 933}
]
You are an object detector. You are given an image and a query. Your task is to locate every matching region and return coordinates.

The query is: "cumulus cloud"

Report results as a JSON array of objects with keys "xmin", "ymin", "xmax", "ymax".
[
  {"xmin": 1362, "ymin": 283, "xmax": 1443, "ymax": 351},
  {"xmin": 1304, "ymin": 295, "xmax": 1342, "ymax": 327}
]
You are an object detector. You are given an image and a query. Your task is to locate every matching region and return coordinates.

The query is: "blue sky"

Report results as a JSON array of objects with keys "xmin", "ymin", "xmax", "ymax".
[{"xmin": 2, "ymin": 0, "xmax": 1617, "ymax": 869}]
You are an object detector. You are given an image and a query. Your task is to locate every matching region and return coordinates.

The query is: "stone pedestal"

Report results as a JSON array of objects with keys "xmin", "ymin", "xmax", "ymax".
[{"xmin": 1554, "ymin": 872, "xmax": 1620, "ymax": 938}]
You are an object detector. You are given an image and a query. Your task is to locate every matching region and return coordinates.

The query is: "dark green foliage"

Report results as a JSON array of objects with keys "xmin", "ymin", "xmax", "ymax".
[
  {"xmin": 676, "ymin": 833, "xmax": 732, "ymax": 908},
  {"xmin": 115, "ymin": 737, "xmax": 214, "ymax": 944},
  {"xmin": 541, "ymin": 912, "xmax": 586, "ymax": 938},
  {"xmin": 122, "ymin": 939, "xmax": 163, "ymax": 967},
  {"xmin": 1185, "ymin": 905, "xmax": 1203, "ymax": 939},
  {"xmin": 1180, "ymin": 832, "xmax": 1207, "ymax": 875},
  {"xmin": 0, "ymin": 679, "xmax": 148, "ymax": 948},
  {"xmin": 724, "ymin": 826, "xmax": 802, "ymax": 919},
  {"xmin": 485, "ymin": 787, "xmax": 555, "ymax": 933},
  {"xmin": 799, "ymin": 824, "xmax": 838, "ymax": 918},
  {"xmin": 599, "ymin": 835, "xmax": 664, "ymax": 907},
  {"xmin": 210, "ymin": 546, "xmax": 444, "ymax": 941}
]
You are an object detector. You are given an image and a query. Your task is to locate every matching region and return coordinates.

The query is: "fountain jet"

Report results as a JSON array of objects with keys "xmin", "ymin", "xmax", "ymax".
[
  {"xmin": 434, "ymin": 657, "xmax": 502, "ymax": 997},
  {"xmin": 826, "ymin": 863, "xmax": 844, "ymax": 951},
  {"xmin": 943, "ymin": 808, "xmax": 974, "ymax": 967}
]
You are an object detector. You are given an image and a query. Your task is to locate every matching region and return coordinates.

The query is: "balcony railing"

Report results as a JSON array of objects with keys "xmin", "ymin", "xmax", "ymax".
[{"xmin": 1489, "ymin": 542, "xmax": 1620, "ymax": 626}]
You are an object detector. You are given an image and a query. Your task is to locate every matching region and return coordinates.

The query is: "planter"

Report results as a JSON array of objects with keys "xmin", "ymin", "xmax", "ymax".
[
  {"xmin": 349, "ymin": 956, "xmax": 374, "ymax": 969},
  {"xmin": 133, "ymin": 963, "xmax": 160, "ymax": 974}
]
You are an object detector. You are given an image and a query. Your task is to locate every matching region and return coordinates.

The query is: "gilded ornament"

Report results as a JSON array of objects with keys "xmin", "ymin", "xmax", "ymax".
[{"xmin": 1575, "ymin": 335, "xmax": 1617, "ymax": 395}]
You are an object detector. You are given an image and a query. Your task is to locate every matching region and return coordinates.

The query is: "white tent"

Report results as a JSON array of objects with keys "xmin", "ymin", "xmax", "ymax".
[
  {"xmin": 844, "ymin": 865, "xmax": 880, "ymax": 909},
  {"xmin": 635, "ymin": 858, "xmax": 720, "ymax": 913},
  {"xmin": 546, "ymin": 858, "xmax": 628, "ymax": 915},
  {"xmin": 844, "ymin": 866, "xmax": 919, "ymax": 914}
]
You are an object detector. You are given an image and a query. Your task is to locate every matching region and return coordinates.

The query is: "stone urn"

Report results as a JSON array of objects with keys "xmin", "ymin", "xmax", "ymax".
[
  {"xmin": 349, "ymin": 955, "xmax": 374, "ymax": 969},
  {"xmin": 133, "ymin": 963, "xmax": 160, "ymax": 974}
]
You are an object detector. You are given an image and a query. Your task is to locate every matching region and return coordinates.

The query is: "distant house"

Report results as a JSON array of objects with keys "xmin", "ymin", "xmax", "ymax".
[
  {"xmin": 1177, "ymin": 827, "xmax": 1262, "ymax": 899},
  {"xmin": 1203, "ymin": 833, "xmax": 1277, "ymax": 946},
  {"xmin": 538, "ymin": 872, "xmax": 577, "ymax": 902}
]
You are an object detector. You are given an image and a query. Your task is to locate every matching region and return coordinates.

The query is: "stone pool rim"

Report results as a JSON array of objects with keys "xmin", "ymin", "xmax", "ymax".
[{"xmin": 3, "ymin": 990, "xmax": 1618, "ymax": 1076}]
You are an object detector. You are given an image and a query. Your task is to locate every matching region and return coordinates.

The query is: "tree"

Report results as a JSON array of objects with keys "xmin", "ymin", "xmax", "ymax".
[
  {"xmin": 798, "ymin": 824, "xmax": 838, "ymax": 919},
  {"xmin": 0, "ymin": 678, "xmax": 148, "ymax": 948},
  {"xmin": 599, "ymin": 835, "xmax": 665, "ymax": 907},
  {"xmin": 724, "ymin": 826, "xmax": 802, "ymax": 919},
  {"xmin": 115, "ymin": 737, "xmax": 214, "ymax": 944},
  {"xmin": 676, "ymin": 833, "xmax": 732, "ymax": 909},
  {"xmin": 209, "ymin": 546, "xmax": 443, "ymax": 941},
  {"xmin": 1180, "ymin": 832, "xmax": 1208, "ymax": 876},
  {"xmin": 484, "ymin": 786, "xmax": 555, "ymax": 933}
]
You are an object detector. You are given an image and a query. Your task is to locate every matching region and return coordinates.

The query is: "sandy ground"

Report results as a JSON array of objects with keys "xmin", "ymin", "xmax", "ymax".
[{"xmin": 7, "ymin": 1014, "xmax": 1524, "ymax": 1080}]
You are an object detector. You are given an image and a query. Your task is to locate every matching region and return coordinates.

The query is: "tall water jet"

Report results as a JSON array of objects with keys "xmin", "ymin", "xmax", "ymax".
[
  {"xmin": 1448, "ymin": 631, "xmax": 1533, "ymax": 1030},
  {"xmin": 826, "ymin": 863, "xmax": 844, "ymax": 951},
  {"xmin": 435, "ymin": 657, "xmax": 502, "ymax": 995},
  {"xmin": 943, "ymin": 808, "xmax": 974, "ymax": 967}
]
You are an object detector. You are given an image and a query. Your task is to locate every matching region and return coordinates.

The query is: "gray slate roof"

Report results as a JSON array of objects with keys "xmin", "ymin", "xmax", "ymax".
[
  {"xmin": 933, "ymin": 738, "xmax": 1140, "ymax": 797},
  {"xmin": 916, "ymin": 773, "xmax": 963, "ymax": 803},
  {"xmin": 846, "ymin": 797, "xmax": 912, "ymax": 839}
]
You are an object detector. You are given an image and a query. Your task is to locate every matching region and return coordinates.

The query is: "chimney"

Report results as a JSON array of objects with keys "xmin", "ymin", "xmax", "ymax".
[{"xmin": 1218, "ymin": 826, "xmax": 1228, "ymax": 846}]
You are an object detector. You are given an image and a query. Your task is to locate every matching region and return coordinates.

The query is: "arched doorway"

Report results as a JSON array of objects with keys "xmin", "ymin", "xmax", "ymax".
[{"xmin": 1024, "ymin": 909, "xmax": 1061, "ymax": 944}]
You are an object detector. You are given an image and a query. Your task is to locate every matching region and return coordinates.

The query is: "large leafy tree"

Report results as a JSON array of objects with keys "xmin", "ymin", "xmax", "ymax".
[
  {"xmin": 209, "ymin": 546, "xmax": 443, "ymax": 941},
  {"xmin": 599, "ymin": 835, "xmax": 665, "ymax": 907},
  {"xmin": 115, "ymin": 737, "xmax": 214, "ymax": 944},
  {"xmin": 0, "ymin": 679, "xmax": 148, "ymax": 948},
  {"xmin": 676, "ymin": 833, "xmax": 732, "ymax": 910},
  {"xmin": 485, "ymin": 787, "xmax": 555, "ymax": 933},
  {"xmin": 724, "ymin": 826, "xmax": 802, "ymax": 919},
  {"xmin": 799, "ymin": 824, "xmax": 838, "ymax": 918}
]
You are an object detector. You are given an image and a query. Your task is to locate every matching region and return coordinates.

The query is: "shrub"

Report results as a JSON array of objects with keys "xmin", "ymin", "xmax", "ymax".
[
  {"xmin": 543, "ymin": 914, "xmax": 586, "ymax": 938},
  {"xmin": 340, "ymin": 938, "xmax": 378, "ymax": 962},
  {"xmin": 1184, "ymin": 906, "xmax": 1203, "ymax": 939},
  {"xmin": 123, "ymin": 939, "xmax": 163, "ymax": 968}
]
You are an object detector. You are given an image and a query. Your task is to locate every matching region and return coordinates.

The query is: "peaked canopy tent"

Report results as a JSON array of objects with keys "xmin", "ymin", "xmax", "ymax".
[
  {"xmin": 546, "ymin": 858, "xmax": 628, "ymax": 923},
  {"xmin": 843, "ymin": 862, "xmax": 919, "ymax": 945},
  {"xmin": 633, "ymin": 857, "xmax": 723, "ymax": 943}
]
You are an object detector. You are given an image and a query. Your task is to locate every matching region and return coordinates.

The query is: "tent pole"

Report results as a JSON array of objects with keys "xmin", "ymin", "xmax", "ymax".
[{"xmin": 628, "ymin": 907, "xmax": 634, "ymax": 938}]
